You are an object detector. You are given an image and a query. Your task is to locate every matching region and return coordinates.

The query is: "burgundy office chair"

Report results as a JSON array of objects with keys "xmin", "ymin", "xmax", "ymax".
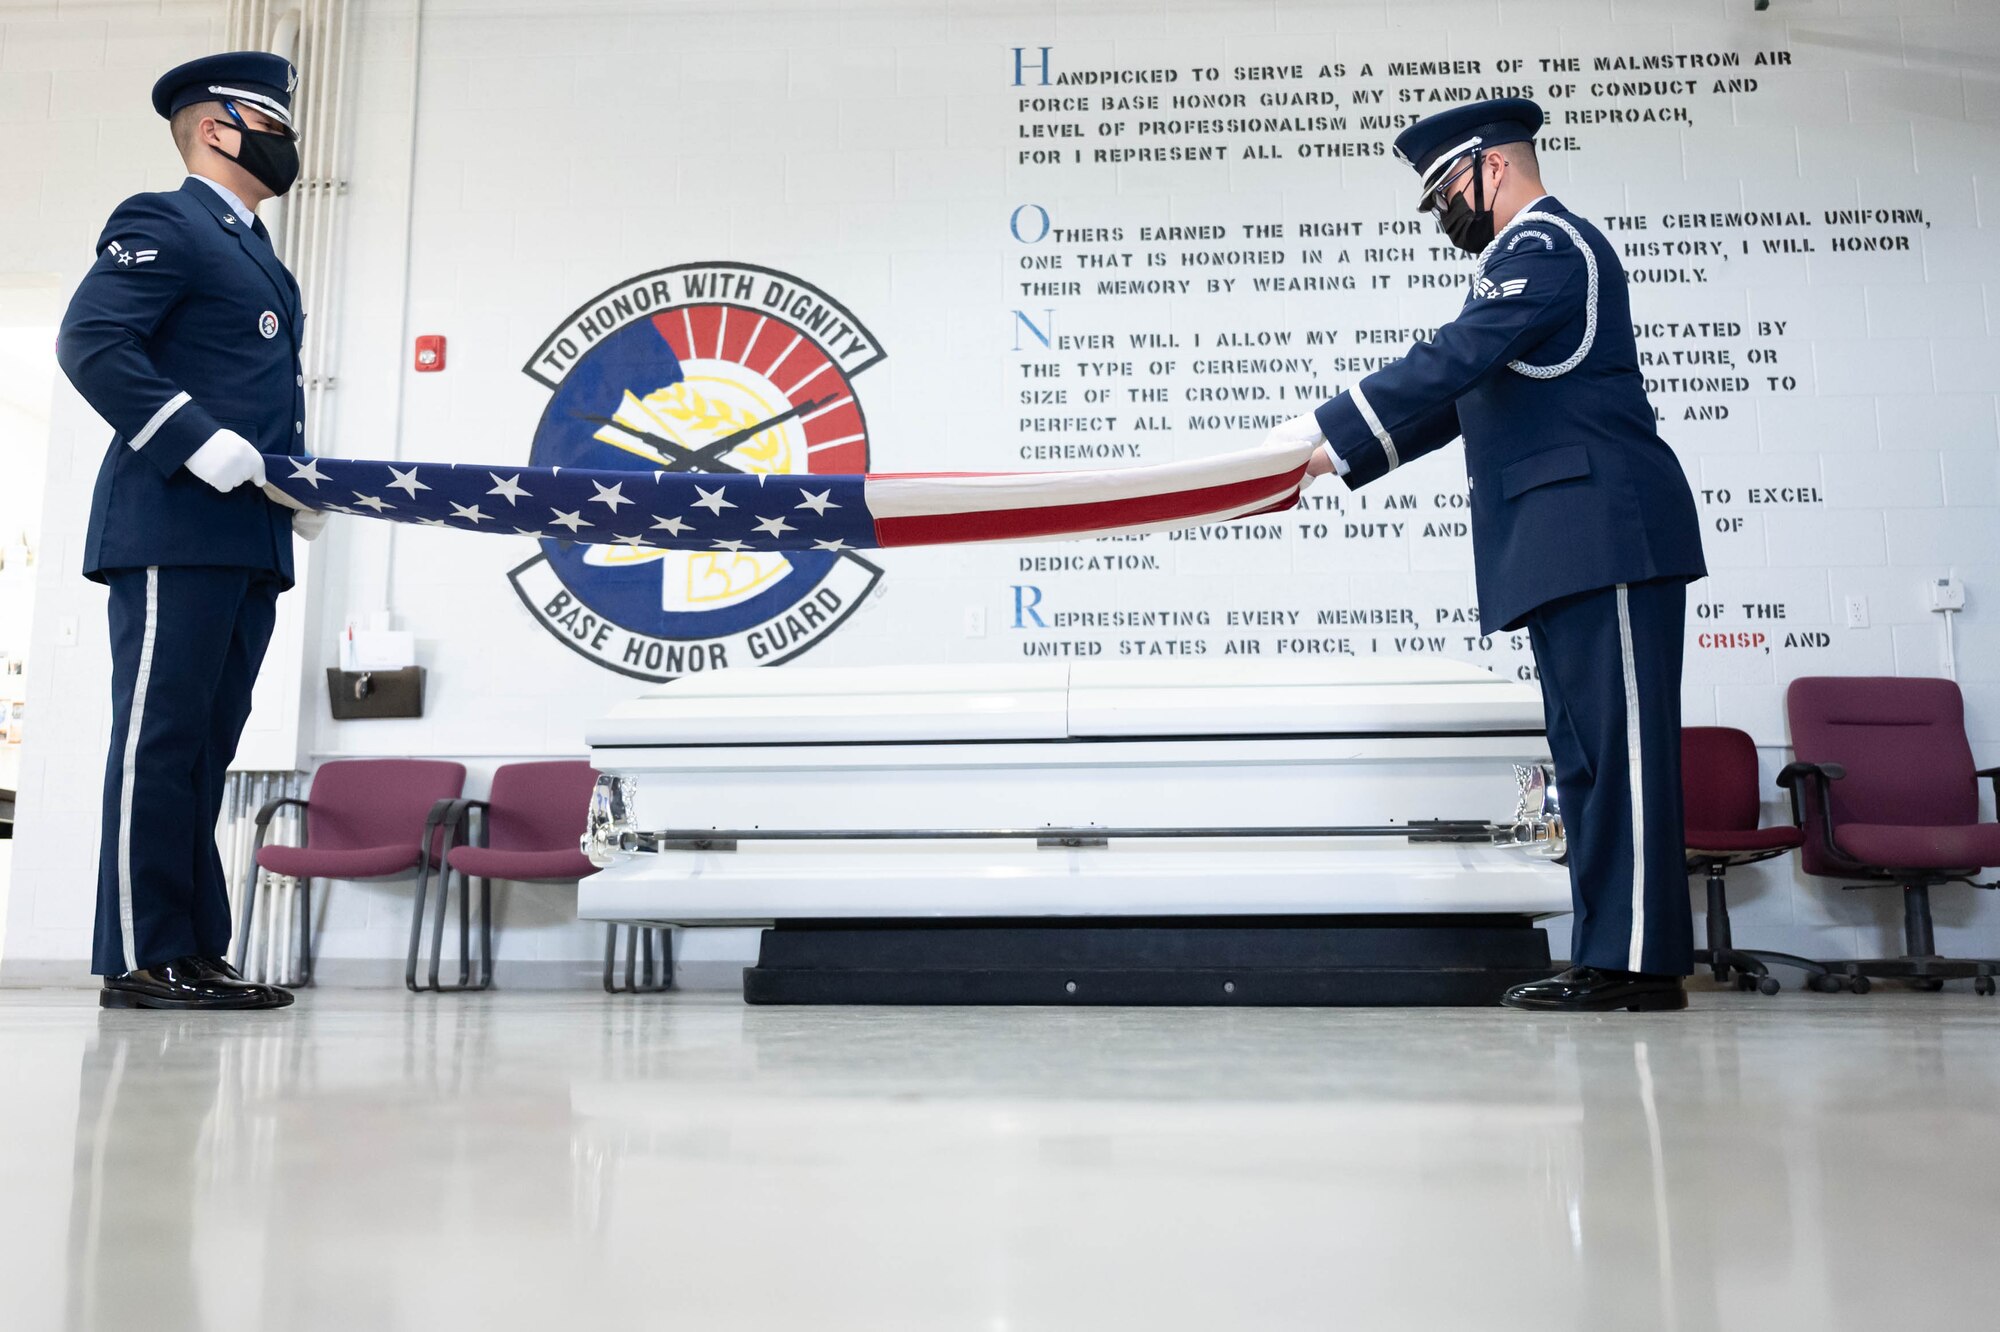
[
  {"xmin": 1781, "ymin": 677, "xmax": 2000, "ymax": 995},
  {"xmin": 1682, "ymin": 726, "xmax": 1825, "ymax": 994},
  {"xmin": 241, "ymin": 759, "xmax": 468, "ymax": 985},
  {"xmin": 410, "ymin": 760, "xmax": 671, "ymax": 994}
]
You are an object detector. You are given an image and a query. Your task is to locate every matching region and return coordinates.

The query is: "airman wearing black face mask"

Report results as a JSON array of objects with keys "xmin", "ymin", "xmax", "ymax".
[
  {"xmin": 55, "ymin": 51, "xmax": 330, "ymax": 1009},
  {"xmin": 1267, "ymin": 99, "xmax": 1708, "ymax": 1013}
]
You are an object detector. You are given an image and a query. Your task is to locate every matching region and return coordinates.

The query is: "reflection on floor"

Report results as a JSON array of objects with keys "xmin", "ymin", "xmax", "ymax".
[{"xmin": 0, "ymin": 988, "xmax": 1995, "ymax": 1330}]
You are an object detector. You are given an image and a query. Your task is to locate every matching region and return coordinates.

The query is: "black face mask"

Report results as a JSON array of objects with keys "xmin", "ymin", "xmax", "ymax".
[
  {"xmin": 1431, "ymin": 153, "xmax": 1495, "ymax": 255},
  {"xmin": 218, "ymin": 108, "xmax": 300, "ymax": 197},
  {"xmin": 1437, "ymin": 193, "xmax": 1495, "ymax": 254}
]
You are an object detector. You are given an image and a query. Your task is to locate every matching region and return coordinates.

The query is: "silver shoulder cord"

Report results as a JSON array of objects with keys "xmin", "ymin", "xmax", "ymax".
[{"xmin": 1474, "ymin": 211, "xmax": 1598, "ymax": 380}]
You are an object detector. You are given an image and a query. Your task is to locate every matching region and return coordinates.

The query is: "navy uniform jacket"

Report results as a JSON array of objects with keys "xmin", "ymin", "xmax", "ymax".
[
  {"xmin": 1314, "ymin": 195, "xmax": 1705, "ymax": 634},
  {"xmin": 57, "ymin": 178, "xmax": 305, "ymax": 586}
]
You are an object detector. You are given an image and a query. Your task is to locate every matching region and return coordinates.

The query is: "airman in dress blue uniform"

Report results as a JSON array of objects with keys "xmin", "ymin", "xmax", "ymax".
[
  {"xmin": 1270, "ymin": 99, "xmax": 1708, "ymax": 1012},
  {"xmin": 57, "ymin": 51, "xmax": 326, "ymax": 1010}
]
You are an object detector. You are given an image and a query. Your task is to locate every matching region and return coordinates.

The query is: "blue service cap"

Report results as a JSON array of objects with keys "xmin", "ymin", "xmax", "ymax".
[
  {"xmin": 1392, "ymin": 98, "xmax": 1543, "ymax": 199},
  {"xmin": 151, "ymin": 51, "xmax": 298, "ymax": 132}
]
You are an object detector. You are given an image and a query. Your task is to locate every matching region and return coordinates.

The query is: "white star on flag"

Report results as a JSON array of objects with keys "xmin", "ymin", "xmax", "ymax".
[
  {"xmin": 387, "ymin": 465, "xmax": 429, "ymax": 497},
  {"xmin": 692, "ymin": 485, "xmax": 735, "ymax": 514},
  {"xmin": 487, "ymin": 473, "xmax": 530, "ymax": 504},
  {"xmin": 611, "ymin": 533, "xmax": 648, "ymax": 548},
  {"xmin": 589, "ymin": 481, "xmax": 632, "ymax": 512},
  {"xmin": 812, "ymin": 537, "xmax": 852, "ymax": 552},
  {"xmin": 752, "ymin": 515, "xmax": 795, "ymax": 537},
  {"xmin": 712, "ymin": 538, "xmax": 749, "ymax": 551},
  {"xmin": 513, "ymin": 527, "xmax": 545, "ymax": 538},
  {"xmin": 418, "ymin": 517, "xmax": 451, "ymax": 528},
  {"xmin": 650, "ymin": 515, "xmax": 692, "ymax": 535},
  {"xmin": 796, "ymin": 489, "xmax": 838, "ymax": 515},
  {"xmin": 352, "ymin": 493, "xmax": 394, "ymax": 512},
  {"xmin": 289, "ymin": 457, "xmax": 329, "ymax": 487},
  {"xmin": 549, "ymin": 508, "xmax": 588, "ymax": 532},
  {"xmin": 449, "ymin": 503, "xmax": 490, "ymax": 524}
]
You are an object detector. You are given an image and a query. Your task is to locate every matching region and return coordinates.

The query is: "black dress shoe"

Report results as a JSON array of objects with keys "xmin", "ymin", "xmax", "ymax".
[
  {"xmin": 1502, "ymin": 965, "xmax": 1687, "ymax": 1012},
  {"xmin": 101, "ymin": 956, "xmax": 295, "ymax": 1011}
]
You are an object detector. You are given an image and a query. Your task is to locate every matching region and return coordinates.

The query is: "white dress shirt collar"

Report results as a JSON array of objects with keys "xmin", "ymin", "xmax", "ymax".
[{"xmin": 190, "ymin": 174, "xmax": 254, "ymax": 225}]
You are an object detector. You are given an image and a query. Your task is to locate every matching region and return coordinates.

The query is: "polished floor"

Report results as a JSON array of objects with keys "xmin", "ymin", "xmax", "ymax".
[{"xmin": 0, "ymin": 986, "xmax": 1995, "ymax": 1331}]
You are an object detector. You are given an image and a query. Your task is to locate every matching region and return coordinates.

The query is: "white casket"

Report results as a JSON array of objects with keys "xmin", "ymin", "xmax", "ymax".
[{"xmin": 578, "ymin": 657, "xmax": 1569, "ymax": 928}]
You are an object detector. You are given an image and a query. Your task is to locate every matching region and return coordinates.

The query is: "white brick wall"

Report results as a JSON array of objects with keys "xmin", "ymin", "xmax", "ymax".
[{"xmin": 4, "ymin": 0, "xmax": 1998, "ymax": 982}]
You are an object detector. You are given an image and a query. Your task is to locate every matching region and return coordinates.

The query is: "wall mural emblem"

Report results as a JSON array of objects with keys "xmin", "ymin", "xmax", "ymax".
[{"xmin": 512, "ymin": 263, "xmax": 886, "ymax": 680}]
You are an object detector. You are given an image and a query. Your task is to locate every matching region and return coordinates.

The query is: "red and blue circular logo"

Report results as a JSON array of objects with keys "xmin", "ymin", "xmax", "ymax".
[{"xmin": 510, "ymin": 263, "xmax": 885, "ymax": 681}]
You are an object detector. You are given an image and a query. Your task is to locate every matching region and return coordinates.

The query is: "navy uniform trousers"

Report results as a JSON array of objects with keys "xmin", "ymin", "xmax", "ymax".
[
  {"xmin": 93, "ymin": 567, "xmax": 281, "ymax": 975},
  {"xmin": 1525, "ymin": 578, "xmax": 1692, "ymax": 976}
]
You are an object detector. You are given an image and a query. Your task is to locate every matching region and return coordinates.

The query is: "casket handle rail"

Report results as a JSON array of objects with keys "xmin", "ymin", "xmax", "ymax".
[
  {"xmin": 581, "ymin": 768, "xmax": 1566, "ymax": 866},
  {"xmin": 611, "ymin": 822, "xmax": 1494, "ymax": 856}
]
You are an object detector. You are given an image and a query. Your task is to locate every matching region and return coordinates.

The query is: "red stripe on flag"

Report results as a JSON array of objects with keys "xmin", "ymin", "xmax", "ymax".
[
  {"xmin": 871, "ymin": 470, "xmax": 1301, "ymax": 547},
  {"xmin": 1242, "ymin": 490, "xmax": 1305, "ymax": 518}
]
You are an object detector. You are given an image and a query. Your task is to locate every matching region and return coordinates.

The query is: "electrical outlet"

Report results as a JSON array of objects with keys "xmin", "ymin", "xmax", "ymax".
[
  {"xmin": 1928, "ymin": 577, "xmax": 1965, "ymax": 611},
  {"xmin": 1843, "ymin": 595, "xmax": 1869, "ymax": 629},
  {"xmin": 963, "ymin": 607, "xmax": 987, "ymax": 638}
]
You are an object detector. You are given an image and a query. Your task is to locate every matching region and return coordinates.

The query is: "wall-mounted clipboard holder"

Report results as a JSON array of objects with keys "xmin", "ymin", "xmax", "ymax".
[{"xmin": 326, "ymin": 667, "xmax": 425, "ymax": 720}]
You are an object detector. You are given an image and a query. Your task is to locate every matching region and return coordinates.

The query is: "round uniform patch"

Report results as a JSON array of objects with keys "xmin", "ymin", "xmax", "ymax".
[{"xmin": 258, "ymin": 310, "xmax": 279, "ymax": 339}]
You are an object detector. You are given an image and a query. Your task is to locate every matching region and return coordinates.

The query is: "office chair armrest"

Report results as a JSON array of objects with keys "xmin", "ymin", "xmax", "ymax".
[
  {"xmin": 253, "ymin": 795, "xmax": 309, "ymax": 831},
  {"xmin": 422, "ymin": 797, "xmax": 474, "ymax": 867},
  {"xmin": 423, "ymin": 797, "xmax": 474, "ymax": 841},
  {"xmin": 1977, "ymin": 766, "xmax": 2000, "ymax": 808},
  {"xmin": 422, "ymin": 798, "xmax": 492, "ymax": 859},
  {"xmin": 1776, "ymin": 761, "xmax": 1844, "ymax": 816},
  {"xmin": 457, "ymin": 799, "xmax": 491, "ymax": 848},
  {"xmin": 1775, "ymin": 762, "xmax": 1868, "ymax": 874},
  {"xmin": 251, "ymin": 796, "xmax": 310, "ymax": 856}
]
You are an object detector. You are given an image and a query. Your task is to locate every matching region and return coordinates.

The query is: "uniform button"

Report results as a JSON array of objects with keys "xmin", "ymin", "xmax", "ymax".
[
  {"xmin": 295, "ymin": 422, "xmax": 303, "ymax": 433},
  {"xmin": 297, "ymin": 375, "xmax": 304, "ymax": 386}
]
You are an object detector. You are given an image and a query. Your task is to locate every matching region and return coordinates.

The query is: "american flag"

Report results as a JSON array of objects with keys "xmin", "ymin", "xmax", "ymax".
[{"xmin": 260, "ymin": 441, "xmax": 1317, "ymax": 551}]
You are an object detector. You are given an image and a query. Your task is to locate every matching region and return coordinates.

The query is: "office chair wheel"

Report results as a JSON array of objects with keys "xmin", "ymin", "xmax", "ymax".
[
  {"xmin": 1975, "ymin": 977, "xmax": 1996, "ymax": 997},
  {"xmin": 1756, "ymin": 975, "xmax": 1781, "ymax": 996},
  {"xmin": 1849, "ymin": 976, "xmax": 1871, "ymax": 995},
  {"xmin": 1909, "ymin": 976, "xmax": 1945, "ymax": 993},
  {"xmin": 1807, "ymin": 974, "xmax": 1842, "ymax": 993}
]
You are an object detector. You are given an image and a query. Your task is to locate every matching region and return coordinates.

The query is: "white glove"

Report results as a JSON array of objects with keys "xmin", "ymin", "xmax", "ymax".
[
  {"xmin": 184, "ymin": 429, "xmax": 268, "ymax": 492},
  {"xmin": 293, "ymin": 509, "xmax": 329, "ymax": 541},
  {"xmin": 1263, "ymin": 414, "xmax": 1343, "ymax": 493},
  {"xmin": 1263, "ymin": 411, "xmax": 1327, "ymax": 451}
]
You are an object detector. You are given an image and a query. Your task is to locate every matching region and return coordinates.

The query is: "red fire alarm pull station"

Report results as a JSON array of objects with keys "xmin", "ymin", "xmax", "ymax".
[{"xmin": 414, "ymin": 335, "xmax": 446, "ymax": 372}]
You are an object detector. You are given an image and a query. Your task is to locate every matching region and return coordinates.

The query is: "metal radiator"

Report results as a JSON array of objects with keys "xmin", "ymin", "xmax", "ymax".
[{"xmin": 221, "ymin": 771, "xmax": 305, "ymax": 985}]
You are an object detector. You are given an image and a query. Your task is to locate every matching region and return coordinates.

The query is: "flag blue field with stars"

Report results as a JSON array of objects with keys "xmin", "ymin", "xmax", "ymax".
[{"xmin": 266, "ymin": 455, "xmax": 877, "ymax": 551}]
